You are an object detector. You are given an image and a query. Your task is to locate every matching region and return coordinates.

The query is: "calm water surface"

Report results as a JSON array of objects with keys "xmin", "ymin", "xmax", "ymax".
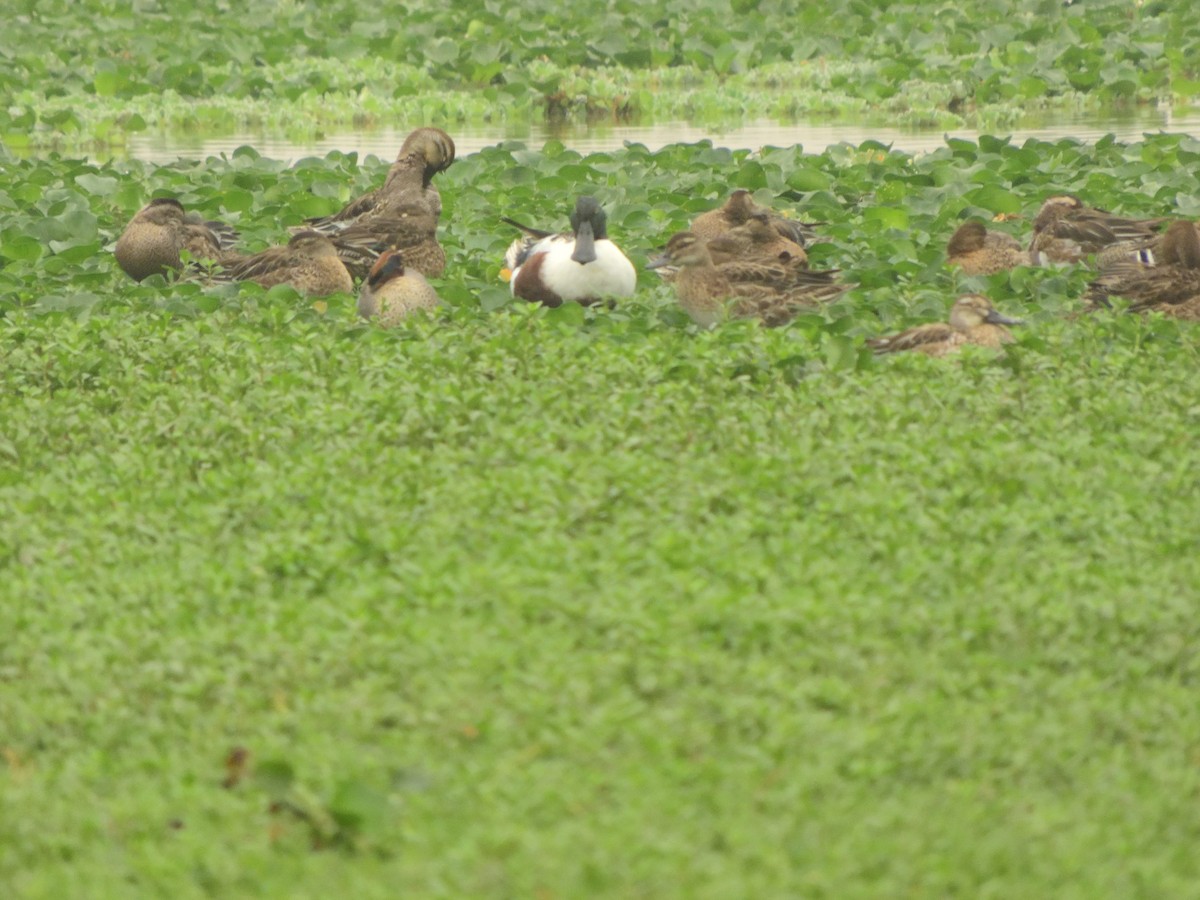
[{"xmin": 120, "ymin": 108, "xmax": 1200, "ymax": 164}]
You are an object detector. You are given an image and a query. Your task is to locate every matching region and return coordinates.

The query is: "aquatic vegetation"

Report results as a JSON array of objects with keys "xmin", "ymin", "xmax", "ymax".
[
  {"xmin": 5, "ymin": 27, "xmax": 1200, "ymax": 892},
  {"xmin": 2, "ymin": 0, "xmax": 1200, "ymax": 151}
]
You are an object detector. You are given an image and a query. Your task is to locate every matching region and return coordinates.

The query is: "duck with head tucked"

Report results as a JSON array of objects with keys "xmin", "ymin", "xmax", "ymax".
[
  {"xmin": 358, "ymin": 250, "xmax": 441, "ymax": 326},
  {"xmin": 690, "ymin": 189, "xmax": 820, "ymax": 248},
  {"xmin": 1029, "ymin": 195, "xmax": 1169, "ymax": 264},
  {"xmin": 215, "ymin": 231, "xmax": 352, "ymax": 296},
  {"xmin": 115, "ymin": 198, "xmax": 239, "ymax": 281},
  {"xmin": 303, "ymin": 127, "xmax": 455, "ymax": 233},
  {"xmin": 647, "ymin": 231, "xmax": 846, "ymax": 328},
  {"xmin": 503, "ymin": 196, "xmax": 636, "ymax": 307},
  {"xmin": 867, "ymin": 294, "xmax": 1023, "ymax": 357},
  {"xmin": 946, "ymin": 220, "xmax": 1032, "ymax": 275},
  {"xmin": 1083, "ymin": 220, "xmax": 1200, "ymax": 319}
]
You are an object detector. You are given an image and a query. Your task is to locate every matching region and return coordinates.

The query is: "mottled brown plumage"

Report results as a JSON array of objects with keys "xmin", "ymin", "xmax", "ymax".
[
  {"xmin": 707, "ymin": 212, "xmax": 808, "ymax": 266},
  {"xmin": 303, "ymin": 127, "xmax": 455, "ymax": 231},
  {"xmin": 325, "ymin": 202, "xmax": 446, "ymax": 280},
  {"xmin": 867, "ymin": 294, "xmax": 1022, "ymax": 357},
  {"xmin": 1029, "ymin": 195, "xmax": 1169, "ymax": 264},
  {"xmin": 690, "ymin": 190, "xmax": 819, "ymax": 247},
  {"xmin": 946, "ymin": 220, "xmax": 1031, "ymax": 275},
  {"xmin": 115, "ymin": 198, "xmax": 236, "ymax": 281},
  {"xmin": 216, "ymin": 232, "xmax": 352, "ymax": 296},
  {"xmin": 647, "ymin": 231, "xmax": 846, "ymax": 328},
  {"xmin": 357, "ymin": 250, "xmax": 440, "ymax": 326},
  {"xmin": 1083, "ymin": 221, "xmax": 1200, "ymax": 319}
]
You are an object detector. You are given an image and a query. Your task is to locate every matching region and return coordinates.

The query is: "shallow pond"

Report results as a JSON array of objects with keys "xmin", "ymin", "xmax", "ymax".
[{"xmin": 115, "ymin": 106, "xmax": 1200, "ymax": 163}]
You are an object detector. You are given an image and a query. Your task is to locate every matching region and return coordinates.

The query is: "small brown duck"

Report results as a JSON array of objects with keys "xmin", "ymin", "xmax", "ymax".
[
  {"xmin": 1029, "ymin": 195, "xmax": 1169, "ymax": 264},
  {"xmin": 946, "ymin": 221, "xmax": 1032, "ymax": 275},
  {"xmin": 647, "ymin": 231, "xmax": 845, "ymax": 328},
  {"xmin": 690, "ymin": 190, "xmax": 819, "ymax": 247},
  {"xmin": 867, "ymin": 294, "xmax": 1023, "ymax": 357},
  {"xmin": 216, "ymin": 231, "xmax": 352, "ymax": 296},
  {"xmin": 357, "ymin": 250, "xmax": 440, "ymax": 326},
  {"xmin": 115, "ymin": 198, "xmax": 237, "ymax": 281},
  {"xmin": 1084, "ymin": 220, "xmax": 1200, "ymax": 319},
  {"xmin": 707, "ymin": 212, "xmax": 808, "ymax": 266},
  {"xmin": 304, "ymin": 127, "xmax": 455, "ymax": 231},
  {"xmin": 324, "ymin": 201, "xmax": 446, "ymax": 280}
]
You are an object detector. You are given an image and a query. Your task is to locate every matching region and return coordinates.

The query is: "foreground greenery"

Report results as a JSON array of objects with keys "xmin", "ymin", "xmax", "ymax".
[
  {"xmin": 3, "ymin": 135, "xmax": 1200, "ymax": 896},
  {"xmin": 3, "ymin": 0, "xmax": 1200, "ymax": 152}
]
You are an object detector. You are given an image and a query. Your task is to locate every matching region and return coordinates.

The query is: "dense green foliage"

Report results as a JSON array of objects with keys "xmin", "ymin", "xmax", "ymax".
[
  {"xmin": 3, "ymin": 0, "xmax": 1200, "ymax": 150},
  {"xmin": 3, "ymin": 129, "xmax": 1200, "ymax": 895}
]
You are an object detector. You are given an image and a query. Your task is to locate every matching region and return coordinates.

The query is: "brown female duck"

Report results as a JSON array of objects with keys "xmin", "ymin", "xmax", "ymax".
[
  {"xmin": 216, "ymin": 231, "xmax": 352, "ymax": 296},
  {"xmin": 706, "ymin": 212, "xmax": 808, "ymax": 265},
  {"xmin": 1029, "ymin": 195, "xmax": 1169, "ymax": 264},
  {"xmin": 304, "ymin": 127, "xmax": 455, "ymax": 231},
  {"xmin": 324, "ymin": 201, "xmax": 445, "ymax": 280},
  {"xmin": 867, "ymin": 294, "xmax": 1022, "ymax": 357},
  {"xmin": 1083, "ymin": 220, "xmax": 1200, "ymax": 319},
  {"xmin": 115, "ymin": 198, "xmax": 238, "ymax": 281},
  {"xmin": 647, "ymin": 231, "xmax": 846, "ymax": 328},
  {"xmin": 357, "ymin": 250, "xmax": 441, "ymax": 326},
  {"xmin": 690, "ymin": 190, "xmax": 819, "ymax": 247},
  {"xmin": 946, "ymin": 221, "xmax": 1032, "ymax": 275}
]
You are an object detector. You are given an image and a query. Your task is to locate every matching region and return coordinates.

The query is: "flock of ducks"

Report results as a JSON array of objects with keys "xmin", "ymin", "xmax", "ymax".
[{"xmin": 114, "ymin": 126, "xmax": 1200, "ymax": 357}]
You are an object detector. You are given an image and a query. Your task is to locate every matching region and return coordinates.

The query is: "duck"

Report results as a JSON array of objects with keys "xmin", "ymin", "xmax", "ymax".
[
  {"xmin": 706, "ymin": 212, "xmax": 808, "ymax": 266},
  {"xmin": 114, "ymin": 198, "xmax": 238, "ymax": 281},
  {"xmin": 946, "ymin": 220, "xmax": 1032, "ymax": 275},
  {"xmin": 646, "ymin": 231, "xmax": 846, "ymax": 328},
  {"xmin": 214, "ymin": 231, "xmax": 352, "ymax": 296},
  {"xmin": 867, "ymin": 294, "xmax": 1023, "ymax": 357},
  {"xmin": 302, "ymin": 127, "xmax": 455, "ymax": 232},
  {"xmin": 357, "ymin": 250, "xmax": 441, "ymax": 326},
  {"xmin": 323, "ymin": 201, "xmax": 445, "ymax": 280},
  {"xmin": 1029, "ymin": 195, "xmax": 1169, "ymax": 264},
  {"xmin": 503, "ymin": 196, "xmax": 636, "ymax": 307},
  {"xmin": 1083, "ymin": 220, "xmax": 1200, "ymax": 319},
  {"xmin": 690, "ymin": 190, "xmax": 820, "ymax": 247}
]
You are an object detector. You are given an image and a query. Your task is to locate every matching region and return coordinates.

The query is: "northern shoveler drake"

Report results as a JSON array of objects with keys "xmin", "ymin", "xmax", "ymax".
[
  {"xmin": 115, "ymin": 198, "xmax": 238, "ymax": 281},
  {"xmin": 647, "ymin": 231, "xmax": 846, "ymax": 328},
  {"xmin": 324, "ymin": 200, "xmax": 445, "ymax": 280},
  {"xmin": 1084, "ymin": 220, "xmax": 1200, "ymax": 319},
  {"xmin": 503, "ymin": 196, "xmax": 636, "ymax": 307},
  {"xmin": 303, "ymin": 127, "xmax": 455, "ymax": 232},
  {"xmin": 357, "ymin": 250, "xmax": 440, "ymax": 326},
  {"xmin": 946, "ymin": 221, "xmax": 1032, "ymax": 275},
  {"xmin": 215, "ymin": 231, "xmax": 352, "ymax": 296},
  {"xmin": 1029, "ymin": 195, "xmax": 1169, "ymax": 264},
  {"xmin": 690, "ymin": 190, "xmax": 820, "ymax": 247},
  {"xmin": 867, "ymin": 294, "xmax": 1023, "ymax": 356}
]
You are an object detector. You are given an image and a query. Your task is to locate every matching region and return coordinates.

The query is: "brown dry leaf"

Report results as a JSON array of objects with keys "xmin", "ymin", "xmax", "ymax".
[{"xmin": 223, "ymin": 746, "xmax": 250, "ymax": 789}]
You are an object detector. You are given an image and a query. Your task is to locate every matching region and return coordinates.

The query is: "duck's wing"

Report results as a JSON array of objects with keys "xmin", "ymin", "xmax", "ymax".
[
  {"xmin": 501, "ymin": 218, "xmax": 568, "ymax": 271},
  {"xmin": 867, "ymin": 321, "xmax": 958, "ymax": 355}
]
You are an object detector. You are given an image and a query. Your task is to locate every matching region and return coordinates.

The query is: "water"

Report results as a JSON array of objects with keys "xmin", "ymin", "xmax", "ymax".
[{"xmin": 118, "ymin": 107, "xmax": 1200, "ymax": 164}]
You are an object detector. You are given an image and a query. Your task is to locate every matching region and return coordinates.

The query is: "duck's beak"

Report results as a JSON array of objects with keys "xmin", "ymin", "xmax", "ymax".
[
  {"xmin": 986, "ymin": 309, "xmax": 1024, "ymax": 326},
  {"xmin": 571, "ymin": 220, "xmax": 597, "ymax": 264},
  {"xmin": 645, "ymin": 252, "xmax": 671, "ymax": 270}
]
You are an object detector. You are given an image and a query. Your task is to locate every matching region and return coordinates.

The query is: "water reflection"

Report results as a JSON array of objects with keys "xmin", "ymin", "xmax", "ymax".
[{"xmin": 114, "ymin": 107, "xmax": 1200, "ymax": 163}]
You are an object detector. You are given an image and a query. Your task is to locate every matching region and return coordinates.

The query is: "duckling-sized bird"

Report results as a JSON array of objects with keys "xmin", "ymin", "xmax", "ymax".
[
  {"xmin": 867, "ymin": 294, "xmax": 1023, "ymax": 357},
  {"xmin": 946, "ymin": 220, "xmax": 1032, "ymax": 275},
  {"xmin": 690, "ymin": 190, "xmax": 820, "ymax": 247},
  {"xmin": 115, "ymin": 198, "xmax": 238, "ymax": 281},
  {"xmin": 215, "ymin": 231, "xmax": 352, "ymax": 296},
  {"xmin": 357, "ymin": 250, "xmax": 440, "ymax": 326},
  {"xmin": 1029, "ymin": 195, "xmax": 1169, "ymax": 264},
  {"xmin": 504, "ymin": 196, "xmax": 636, "ymax": 307},
  {"xmin": 647, "ymin": 231, "xmax": 846, "ymax": 328},
  {"xmin": 303, "ymin": 127, "xmax": 455, "ymax": 232},
  {"xmin": 1084, "ymin": 220, "xmax": 1200, "ymax": 319},
  {"xmin": 323, "ymin": 201, "xmax": 445, "ymax": 280}
]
